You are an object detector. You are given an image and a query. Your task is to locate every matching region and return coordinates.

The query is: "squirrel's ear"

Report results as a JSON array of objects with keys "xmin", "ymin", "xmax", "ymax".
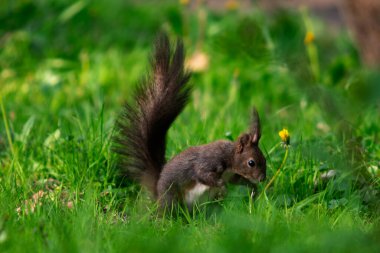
[
  {"xmin": 250, "ymin": 107, "xmax": 261, "ymax": 145},
  {"xmin": 236, "ymin": 134, "xmax": 252, "ymax": 153}
]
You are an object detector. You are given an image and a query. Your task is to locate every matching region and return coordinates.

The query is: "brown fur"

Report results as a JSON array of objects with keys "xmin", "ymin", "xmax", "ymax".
[{"xmin": 113, "ymin": 33, "xmax": 266, "ymax": 210}]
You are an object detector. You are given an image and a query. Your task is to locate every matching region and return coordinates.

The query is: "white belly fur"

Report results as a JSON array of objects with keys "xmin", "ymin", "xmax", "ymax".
[{"xmin": 184, "ymin": 183, "xmax": 210, "ymax": 205}]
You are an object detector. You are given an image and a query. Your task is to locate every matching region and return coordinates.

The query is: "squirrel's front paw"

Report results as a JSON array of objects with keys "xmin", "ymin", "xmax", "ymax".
[
  {"xmin": 215, "ymin": 184, "xmax": 227, "ymax": 199},
  {"xmin": 216, "ymin": 179, "xmax": 225, "ymax": 187}
]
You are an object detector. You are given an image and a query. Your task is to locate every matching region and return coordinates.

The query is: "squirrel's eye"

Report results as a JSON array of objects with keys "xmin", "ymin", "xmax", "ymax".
[{"xmin": 247, "ymin": 159, "xmax": 256, "ymax": 167}]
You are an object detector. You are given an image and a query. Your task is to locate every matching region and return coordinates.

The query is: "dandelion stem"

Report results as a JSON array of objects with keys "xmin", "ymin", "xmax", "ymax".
[
  {"xmin": 263, "ymin": 146, "xmax": 289, "ymax": 194},
  {"xmin": 301, "ymin": 8, "xmax": 320, "ymax": 82}
]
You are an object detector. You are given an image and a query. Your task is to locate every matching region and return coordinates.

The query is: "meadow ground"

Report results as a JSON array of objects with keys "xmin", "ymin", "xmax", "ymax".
[{"xmin": 0, "ymin": 1, "xmax": 379, "ymax": 252}]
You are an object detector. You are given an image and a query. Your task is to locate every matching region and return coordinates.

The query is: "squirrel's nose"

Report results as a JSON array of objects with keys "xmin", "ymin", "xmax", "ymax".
[{"xmin": 258, "ymin": 173, "xmax": 266, "ymax": 182}]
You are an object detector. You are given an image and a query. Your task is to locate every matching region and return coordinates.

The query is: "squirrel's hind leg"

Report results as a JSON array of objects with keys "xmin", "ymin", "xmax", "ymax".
[{"xmin": 157, "ymin": 182, "xmax": 179, "ymax": 214}]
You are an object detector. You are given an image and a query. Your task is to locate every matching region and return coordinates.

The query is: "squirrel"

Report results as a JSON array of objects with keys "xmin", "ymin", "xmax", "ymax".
[{"xmin": 113, "ymin": 33, "xmax": 266, "ymax": 210}]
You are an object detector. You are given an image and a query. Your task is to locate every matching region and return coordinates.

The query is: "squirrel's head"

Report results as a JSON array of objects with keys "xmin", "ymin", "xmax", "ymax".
[{"xmin": 232, "ymin": 108, "xmax": 266, "ymax": 183}]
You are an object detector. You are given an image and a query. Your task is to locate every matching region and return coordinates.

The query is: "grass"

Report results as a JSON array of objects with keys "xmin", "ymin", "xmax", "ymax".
[{"xmin": 0, "ymin": 0, "xmax": 379, "ymax": 252}]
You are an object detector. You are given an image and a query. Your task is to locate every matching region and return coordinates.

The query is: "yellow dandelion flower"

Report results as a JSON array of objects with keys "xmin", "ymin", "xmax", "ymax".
[
  {"xmin": 279, "ymin": 128, "xmax": 290, "ymax": 145},
  {"xmin": 179, "ymin": 0, "xmax": 190, "ymax": 5},
  {"xmin": 225, "ymin": 0, "xmax": 239, "ymax": 11},
  {"xmin": 304, "ymin": 31, "xmax": 315, "ymax": 45}
]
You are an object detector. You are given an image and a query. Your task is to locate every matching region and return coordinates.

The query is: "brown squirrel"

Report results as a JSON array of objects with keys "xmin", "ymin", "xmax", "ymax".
[{"xmin": 113, "ymin": 34, "xmax": 266, "ymax": 210}]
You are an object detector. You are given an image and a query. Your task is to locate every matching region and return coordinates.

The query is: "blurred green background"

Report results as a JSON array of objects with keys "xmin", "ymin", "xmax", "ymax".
[{"xmin": 0, "ymin": 0, "xmax": 379, "ymax": 252}]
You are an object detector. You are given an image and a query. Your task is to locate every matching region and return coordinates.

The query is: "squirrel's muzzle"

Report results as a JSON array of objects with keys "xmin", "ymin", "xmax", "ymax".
[{"xmin": 258, "ymin": 173, "xmax": 266, "ymax": 182}]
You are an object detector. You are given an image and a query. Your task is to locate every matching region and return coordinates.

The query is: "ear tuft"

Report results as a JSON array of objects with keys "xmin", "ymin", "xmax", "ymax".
[{"xmin": 251, "ymin": 107, "xmax": 261, "ymax": 145}]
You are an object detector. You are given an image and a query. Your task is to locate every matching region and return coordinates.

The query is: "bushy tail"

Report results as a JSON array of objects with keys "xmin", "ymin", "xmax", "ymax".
[{"xmin": 113, "ymin": 34, "xmax": 191, "ymax": 198}]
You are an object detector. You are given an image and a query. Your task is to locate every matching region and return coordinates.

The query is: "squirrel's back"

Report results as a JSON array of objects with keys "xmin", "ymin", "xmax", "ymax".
[{"xmin": 113, "ymin": 34, "xmax": 191, "ymax": 198}]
